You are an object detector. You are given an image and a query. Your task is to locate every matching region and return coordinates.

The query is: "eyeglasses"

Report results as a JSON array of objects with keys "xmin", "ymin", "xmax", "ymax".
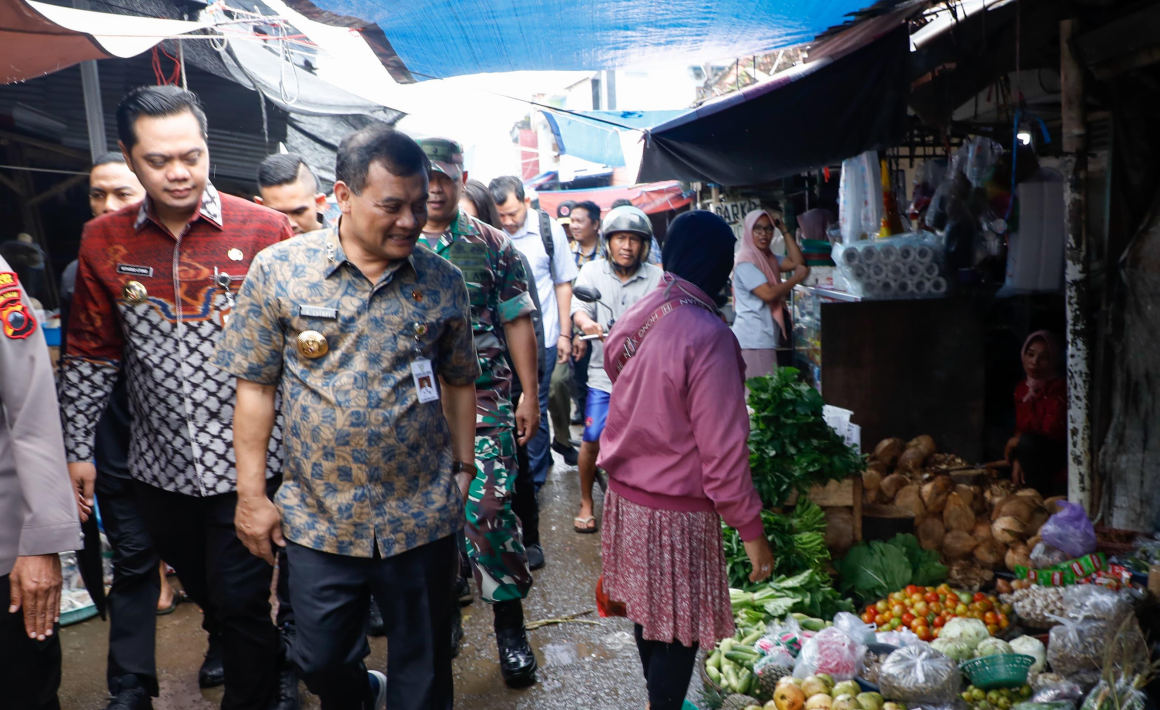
[{"xmin": 752, "ymin": 225, "xmax": 775, "ymax": 234}]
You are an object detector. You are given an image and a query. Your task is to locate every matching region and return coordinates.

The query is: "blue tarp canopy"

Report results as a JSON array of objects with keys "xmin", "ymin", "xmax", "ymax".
[
  {"xmin": 541, "ymin": 110, "xmax": 683, "ymax": 166},
  {"xmin": 286, "ymin": 0, "xmax": 884, "ymax": 82},
  {"xmin": 637, "ymin": 25, "xmax": 910, "ymax": 186}
]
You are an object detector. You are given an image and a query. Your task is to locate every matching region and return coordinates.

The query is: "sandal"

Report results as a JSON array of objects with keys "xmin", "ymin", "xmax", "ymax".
[
  {"xmin": 156, "ymin": 589, "xmax": 187, "ymax": 616},
  {"xmin": 573, "ymin": 515, "xmax": 598, "ymax": 534}
]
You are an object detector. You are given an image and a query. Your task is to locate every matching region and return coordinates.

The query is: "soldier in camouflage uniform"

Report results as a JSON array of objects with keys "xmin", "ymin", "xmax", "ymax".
[{"xmin": 418, "ymin": 138, "xmax": 542, "ymax": 688}]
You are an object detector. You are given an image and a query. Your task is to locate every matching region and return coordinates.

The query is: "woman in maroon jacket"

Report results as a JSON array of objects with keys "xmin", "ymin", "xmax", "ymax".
[{"xmin": 1005, "ymin": 330, "xmax": 1067, "ymax": 495}]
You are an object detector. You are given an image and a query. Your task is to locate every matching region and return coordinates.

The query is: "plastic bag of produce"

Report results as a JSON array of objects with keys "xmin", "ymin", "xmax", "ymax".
[
  {"xmin": 878, "ymin": 644, "xmax": 962, "ymax": 705},
  {"xmin": 1039, "ymin": 502, "xmax": 1097, "ymax": 558},
  {"xmin": 833, "ymin": 611, "xmax": 877, "ymax": 646},
  {"xmin": 1062, "ymin": 586, "xmax": 1131, "ymax": 623},
  {"xmin": 876, "ymin": 628, "xmax": 921, "ymax": 647},
  {"xmin": 1015, "ymin": 702, "xmax": 1076, "ymax": 710},
  {"xmin": 1032, "ymin": 679, "xmax": 1085, "ymax": 704},
  {"xmin": 1028, "ymin": 542, "xmax": 1071, "ymax": 569},
  {"xmin": 1046, "ymin": 619, "xmax": 1104, "ymax": 685},
  {"xmin": 1080, "ymin": 680, "xmax": 1146, "ymax": 710},
  {"xmin": 938, "ymin": 617, "xmax": 989, "ymax": 649},
  {"xmin": 1009, "ymin": 636, "xmax": 1046, "ymax": 673},
  {"xmin": 793, "ymin": 626, "xmax": 865, "ymax": 680}
]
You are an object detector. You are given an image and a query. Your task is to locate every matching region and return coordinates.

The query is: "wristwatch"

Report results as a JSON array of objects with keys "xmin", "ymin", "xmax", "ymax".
[{"xmin": 451, "ymin": 461, "xmax": 469, "ymax": 475}]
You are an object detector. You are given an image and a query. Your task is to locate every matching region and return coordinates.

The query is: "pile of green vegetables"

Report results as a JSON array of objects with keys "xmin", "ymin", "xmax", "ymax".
[
  {"xmin": 731, "ymin": 569, "xmax": 854, "ymax": 621},
  {"xmin": 747, "ymin": 369, "xmax": 865, "ymax": 508},
  {"xmin": 722, "ymin": 500, "xmax": 829, "ymax": 589},
  {"xmin": 836, "ymin": 533, "xmax": 948, "ymax": 602}
]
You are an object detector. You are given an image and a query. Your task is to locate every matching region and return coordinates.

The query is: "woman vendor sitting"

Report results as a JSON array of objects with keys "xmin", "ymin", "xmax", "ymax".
[{"xmin": 1005, "ymin": 330, "xmax": 1067, "ymax": 496}]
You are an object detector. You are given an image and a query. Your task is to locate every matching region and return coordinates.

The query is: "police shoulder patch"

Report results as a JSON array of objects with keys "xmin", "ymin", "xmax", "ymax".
[{"xmin": 0, "ymin": 272, "xmax": 37, "ymax": 339}]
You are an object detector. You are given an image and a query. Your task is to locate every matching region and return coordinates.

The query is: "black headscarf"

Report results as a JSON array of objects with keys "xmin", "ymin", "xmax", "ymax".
[{"xmin": 661, "ymin": 210, "xmax": 736, "ymax": 304}]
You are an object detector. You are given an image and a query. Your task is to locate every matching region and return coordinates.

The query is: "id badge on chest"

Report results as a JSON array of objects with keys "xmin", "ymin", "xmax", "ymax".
[{"xmin": 411, "ymin": 357, "xmax": 439, "ymax": 403}]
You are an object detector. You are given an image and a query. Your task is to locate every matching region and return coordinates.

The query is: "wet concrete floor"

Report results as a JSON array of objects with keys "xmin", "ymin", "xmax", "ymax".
[{"xmin": 57, "ymin": 444, "xmax": 705, "ymax": 709}]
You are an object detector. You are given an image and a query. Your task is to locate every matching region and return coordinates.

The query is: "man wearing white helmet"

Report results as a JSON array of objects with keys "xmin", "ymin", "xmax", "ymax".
[{"xmin": 569, "ymin": 206, "xmax": 662, "ymax": 533}]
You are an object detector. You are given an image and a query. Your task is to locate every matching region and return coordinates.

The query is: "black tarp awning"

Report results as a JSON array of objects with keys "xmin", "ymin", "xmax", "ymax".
[{"xmin": 637, "ymin": 25, "xmax": 910, "ymax": 186}]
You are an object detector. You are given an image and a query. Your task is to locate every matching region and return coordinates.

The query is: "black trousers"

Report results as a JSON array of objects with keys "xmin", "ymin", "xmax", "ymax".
[
  {"xmin": 132, "ymin": 479, "xmax": 280, "ymax": 710},
  {"xmin": 0, "ymin": 574, "xmax": 61, "ymax": 710},
  {"xmin": 634, "ymin": 624, "xmax": 698, "ymax": 710},
  {"xmin": 571, "ymin": 345, "xmax": 591, "ymax": 414},
  {"xmin": 511, "ymin": 439, "xmax": 540, "ymax": 548},
  {"xmin": 285, "ymin": 536, "xmax": 456, "ymax": 710}
]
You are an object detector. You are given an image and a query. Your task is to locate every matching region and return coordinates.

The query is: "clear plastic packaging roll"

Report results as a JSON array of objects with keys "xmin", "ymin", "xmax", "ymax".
[
  {"xmin": 887, "ymin": 263, "xmax": 905, "ymax": 280},
  {"xmin": 879, "ymin": 244, "xmax": 899, "ymax": 263},
  {"xmin": 897, "ymin": 280, "xmax": 913, "ymax": 296},
  {"xmin": 898, "ymin": 244, "xmax": 916, "ymax": 262},
  {"xmin": 906, "ymin": 263, "xmax": 923, "ymax": 278},
  {"xmin": 860, "ymin": 247, "xmax": 879, "ymax": 263},
  {"xmin": 841, "ymin": 247, "xmax": 860, "ymax": 266},
  {"xmin": 879, "ymin": 281, "xmax": 896, "ymax": 298},
  {"xmin": 930, "ymin": 277, "xmax": 948, "ymax": 294},
  {"xmin": 850, "ymin": 264, "xmax": 868, "ymax": 281},
  {"xmin": 923, "ymin": 262, "xmax": 939, "ymax": 278},
  {"xmin": 869, "ymin": 263, "xmax": 887, "ymax": 281},
  {"xmin": 913, "ymin": 279, "xmax": 930, "ymax": 295},
  {"xmin": 915, "ymin": 245, "xmax": 934, "ymax": 264}
]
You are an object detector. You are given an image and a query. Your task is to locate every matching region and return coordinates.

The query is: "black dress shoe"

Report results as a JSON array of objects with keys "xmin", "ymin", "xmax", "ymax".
[
  {"xmin": 526, "ymin": 543, "xmax": 545, "ymax": 571},
  {"xmin": 550, "ymin": 441, "xmax": 579, "ymax": 466},
  {"xmin": 495, "ymin": 627, "xmax": 538, "ymax": 687},
  {"xmin": 455, "ymin": 576, "xmax": 473, "ymax": 606},
  {"xmin": 450, "ymin": 607, "xmax": 464, "ymax": 659},
  {"xmin": 198, "ymin": 635, "xmax": 225, "ymax": 689},
  {"xmin": 270, "ymin": 662, "xmax": 299, "ymax": 710},
  {"xmin": 106, "ymin": 686, "xmax": 152, "ymax": 710},
  {"xmin": 367, "ymin": 601, "xmax": 386, "ymax": 637}
]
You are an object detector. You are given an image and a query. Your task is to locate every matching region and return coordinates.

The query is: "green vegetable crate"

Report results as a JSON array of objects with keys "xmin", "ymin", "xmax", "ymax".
[{"xmin": 960, "ymin": 654, "xmax": 1034, "ymax": 689}]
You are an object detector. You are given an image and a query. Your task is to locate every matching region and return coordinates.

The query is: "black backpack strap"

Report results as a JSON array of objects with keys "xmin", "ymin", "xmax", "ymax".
[{"xmin": 538, "ymin": 209, "xmax": 557, "ymax": 283}]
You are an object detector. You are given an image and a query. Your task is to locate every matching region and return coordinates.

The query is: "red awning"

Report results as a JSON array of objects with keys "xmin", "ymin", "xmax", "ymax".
[{"xmin": 536, "ymin": 181, "xmax": 691, "ymax": 217}]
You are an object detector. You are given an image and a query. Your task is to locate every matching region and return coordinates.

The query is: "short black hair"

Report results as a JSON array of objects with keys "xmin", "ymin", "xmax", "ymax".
[
  {"xmin": 116, "ymin": 85, "xmax": 208, "ymax": 151},
  {"xmin": 488, "ymin": 175, "xmax": 525, "ymax": 206},
  {"xmin": 335, "ymin": 125, "xmax": 429, "ymax": 195},
  {"xmin": 574, "ymin": 200, "xmax": 600, "ymax": 223},
  {"xmin": 257, "ymin": 153, "xmax": 318, "ymax": 193},
  {"xmin": 463, "ymin": 179, "xmax": 501, "ymax": 229},
  {"xmin": 91, "ymin": 152, "xmax": 126, "ymax": 170}
]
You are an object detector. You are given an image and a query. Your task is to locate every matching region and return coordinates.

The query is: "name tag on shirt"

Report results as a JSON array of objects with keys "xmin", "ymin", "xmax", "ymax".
[
  {"xmin": 411, "ymin": 358, "xmax": 439, "ymax": 403},
  {"xmin": 299, "ymin": 304, "xmax": 338, "ymax": 319}
]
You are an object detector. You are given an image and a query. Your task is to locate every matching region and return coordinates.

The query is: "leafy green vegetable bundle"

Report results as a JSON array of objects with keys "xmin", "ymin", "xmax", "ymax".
[
  {"xmin": 722, "ymin": 500, "xmax": 829, "ymax": 590},
  {"xmin": 747, "ymin": 369, "xmax": 865, "ymax": 508},
  {"xmin": 836, "ymin": 533, "xmax": 948, "ymax": 602}
]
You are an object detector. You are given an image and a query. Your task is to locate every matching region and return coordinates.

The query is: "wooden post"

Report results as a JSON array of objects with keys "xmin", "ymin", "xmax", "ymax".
[{"xmin": 1060, "ymin": 19, "xmax": 1093, "ymax": 512}]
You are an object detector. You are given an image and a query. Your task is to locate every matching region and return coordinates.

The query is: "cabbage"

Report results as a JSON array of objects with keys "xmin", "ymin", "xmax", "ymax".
[
  {"xmin": 1010, "ymin": 635, "xmax": 1047, "ymax": 673},
  {"xmin": 974, "ymin": 638, "xmax": 1014, "ymax": 658},
  {"xmin": 939, "ymin": 618, "xmax": 989, "ymax": 649},
  {"xmin": 930, "ymin": 637, "xmax": 975, "ymax": 662}
]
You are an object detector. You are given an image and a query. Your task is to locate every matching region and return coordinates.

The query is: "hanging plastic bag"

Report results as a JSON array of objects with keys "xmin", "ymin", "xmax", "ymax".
[
  {"xmin": 877, "ymin": 644, "xmax": 962, "ymax": 705},
  {"xmin": 1040, "ymin": 502, "xmax": 1097, "ymax": 558},
  {"xmin": 793, "ymin": 626, "xmax": 865, "ymax": 680}
]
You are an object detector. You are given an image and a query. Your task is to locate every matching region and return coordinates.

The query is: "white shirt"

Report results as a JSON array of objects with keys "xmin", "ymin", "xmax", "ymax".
[
  {"xmin": 731, "ymin": 261, "xmax": 781, "ymax": 350},
  {"xmin": 507, "ymin": 210, "xmax": 578, "ymax": 344},
  {"xmin": 571, "ymin": 259, "xmax": 663, "ymax": 393}
]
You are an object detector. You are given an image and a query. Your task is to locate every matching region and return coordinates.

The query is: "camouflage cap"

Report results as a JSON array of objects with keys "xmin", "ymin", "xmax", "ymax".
[{"xmin": 417, "ymin": 137, "xmax": 464, "ymax": 180}]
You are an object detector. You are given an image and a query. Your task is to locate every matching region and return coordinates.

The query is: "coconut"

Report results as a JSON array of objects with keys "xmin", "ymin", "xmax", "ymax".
[
  {"xmin": 974, "ymin": 539, "xmax": 1006, "ymax": 568},
  {"xmin": 880, "ymin": 473, "xmax": 909, "ymax": 501},
  {"xmin": 992, "ymin": 515, "xmax": 1027, "ymax": 545},
  {"xmin": 867, "ymin": 460, "xmax": 889, "ymax": 477},
  {"xmin": 991, "ymin": 495, "xmax": 1042, "ymax": 524},
  {"xmin": 894, "ymin": 484, "xmax": 926, "ymax": 517},
  {"xmin": 873, "ymin": 438, "xmax": 905, "ymax": 468},
  {"xmin": 921, "ymin": 475, "xmax": 954, "ymax": 513},
  {"xmin": 942, "ymin": 529, "xmax": 978, "ymax": 560},
  {"xmin": 1016, "ymin": 488, "xmax": 1045, "ymax": 505},
  {"xmin": 907, "ymin": 434, "xmax": 937, "ymax": 459},
  {"xmin": 1026, "ymin": 507, "xmax": 1051, "ymax": 535},
  {"xmin": 1044, "ymin": 495, "xmax": 1067, "ymax": 514},
  {"xmin": 897, "ymin": 447, "xmax": 928, "ymax": 473},
  {"xmin": 916, "ymin": 514, "xmax": 946, "ymax": 551},
  {"xmin": 1006, "ymin": 542, "xmax": 1031, "ymax": 571},
  {"xmin": 972, "ymin": 519, "xmax": 994, "ymax": 541},
  {"xmin": 954, "ymin": 484, "xmax": 976, "ymax": 509},
  {"xmin": 943, "ymin": 492, "xmax": 975, "ymax": 532}
]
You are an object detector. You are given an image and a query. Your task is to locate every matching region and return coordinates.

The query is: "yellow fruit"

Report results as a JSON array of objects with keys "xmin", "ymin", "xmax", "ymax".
[{"xmin": 775, "ymin": 682, "xmax": 807, "ymax": 710}]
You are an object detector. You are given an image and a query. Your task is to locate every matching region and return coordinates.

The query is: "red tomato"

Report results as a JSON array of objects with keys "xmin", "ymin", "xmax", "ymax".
[
  {"xmin": 862, "ymin": 611, "xmax": 877, "ymax": 624},
  {"xmin": 933, "ymin": 615, "xmax": 947, "ymax": 628},
  {"xmin": 973, "ymin": 591, "xmax": 987, "ymax": 602},
  {"xmin": 986, "ymin": 623, "xmax": 999, "ymax": 635},
  {"xmin": 901, "ymin": 612, "xmax": 916, "ymax": 625},
  {"xmin": 924, "ymin": 592, "xmax": 939, "ymax": 603},
  {"xmin": 906, "ymin": 585, "xmax": 920, "ymax": 596},
  {"xmin": 892, "ymin": 604, "xmax": 906, "ymax": 617},
  {"xmin": 930, "ymin": 602, "xmax": 943, "ymax": 614},
  {"xmin": 983, "ymin": 611, "xmax": 999, "ymax": 625}
]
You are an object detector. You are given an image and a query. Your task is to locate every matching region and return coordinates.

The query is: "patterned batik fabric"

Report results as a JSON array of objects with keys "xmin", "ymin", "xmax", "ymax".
[
  {"xmin": 58, "ymin": 185, "xmax": 293, "ymax": 496},
  {"xmin": 464, "ymin": 428, "xmax": 531, "ymax": 602},
  {"xmin": 213, "ymin": 227, "xmax": 481, "ymax": 559},
  {"xmin": 419, "ymin": 212, "xmax": 536, "ymax": 431}
]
